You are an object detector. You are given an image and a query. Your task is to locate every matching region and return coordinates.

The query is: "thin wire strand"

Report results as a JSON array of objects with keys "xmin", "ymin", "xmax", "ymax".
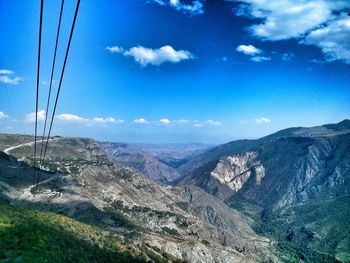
[
  {"xmin": 41, "ymin": 0, "xmax": 81, "ymax": 169},
  {"xmin": 39, "ymin": 0, "xmax": 65, "ymax": 169},
  {"xmin": 33, "ymin": 0, "xmax": 44, "ymax": 185}
]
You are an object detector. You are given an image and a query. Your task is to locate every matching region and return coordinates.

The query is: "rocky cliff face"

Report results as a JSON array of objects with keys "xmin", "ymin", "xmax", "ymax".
[
  {"xmin": 177, "ymin": 120, "xmax": 350, "ymax": 208},
  {"xmin": 0, "ymin": 136, "xmax": 275, "ymax": 263},
  {"xmin": 210, "ymin": 152, "xmax": 265, "ymax": 193},
  {"xmin": 175, "ymin": 120, "xmax": 350, "ymax": 262}
]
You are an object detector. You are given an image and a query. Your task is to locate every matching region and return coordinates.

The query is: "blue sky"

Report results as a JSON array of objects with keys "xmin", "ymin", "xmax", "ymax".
[{"xmin": 0, "ymin": 0, "xmax": 350, "ymax": 143}]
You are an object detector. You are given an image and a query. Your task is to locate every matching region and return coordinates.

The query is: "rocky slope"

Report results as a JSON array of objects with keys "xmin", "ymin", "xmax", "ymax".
[
  {"xmin": 177, "ymin": 120, "xmax": 350, "ymax": 207},
  {"xmin": 100, "ymin": 142, "xmax": 183, "ymax": 183},
  {"xmin": 1, "ymin": 120, "xmax": 349, "ymax": 262},
  {"xmin": 0, "ymin": 135, "xmax": 275, "ymax": 262},
  {"xmin": 133, "ymin": 143, "xmax": 211, "ymax": 168},
  {"xmin": 176, "ymin": 120, "xmax": 350, "ymax": 262},
  {"xmin": 100, "ymin": 142, "xmax": 209, "ymax": 184}
]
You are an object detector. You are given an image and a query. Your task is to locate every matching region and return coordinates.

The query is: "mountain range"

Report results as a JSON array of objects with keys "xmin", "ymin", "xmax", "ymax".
[{"xmin": 0, "ymin": 120, "xmax": 349, "ymax": 262}]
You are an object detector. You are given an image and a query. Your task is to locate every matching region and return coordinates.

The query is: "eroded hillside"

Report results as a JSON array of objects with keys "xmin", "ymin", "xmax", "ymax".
[
  {"xmin": 176, "ymin": 120, "xmax": 350, "ymax": 262},
  {"xmin": 0, "ymin": 135, "xmax": 275, "ymax": 262}
]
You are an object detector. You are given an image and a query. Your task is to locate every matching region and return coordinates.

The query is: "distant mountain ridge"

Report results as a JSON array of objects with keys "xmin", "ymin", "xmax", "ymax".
[
  {"xmin": 0, "ymin": 120, "xmax": 349, "ymax": 262},
  {"xmin": 100, "ymin": 142, "xmax": 209, "ymax": 183},
  {"xmin": 174, "ymin": 119, "xmax": 350, "ymax": 262}
]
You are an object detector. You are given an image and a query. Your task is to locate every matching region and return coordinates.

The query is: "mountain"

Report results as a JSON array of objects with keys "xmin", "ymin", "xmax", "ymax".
[
  {"xmin": 100, "ymin": 142, "xmax": 209, "ymax": 184},
  {"xmin": 0, "ymin": 135, "xmax": 275, "ymax": 262},
  {"xmin": 175, "ymin": 120, "xmax": 350, "ymax": 262},
  {"xmin": 129, "ymin": 143, "xmax": 211, "ymax": 168},
  {"xmin": 1, "ymin": 120, "xmax": 349, "ymax": 262}
]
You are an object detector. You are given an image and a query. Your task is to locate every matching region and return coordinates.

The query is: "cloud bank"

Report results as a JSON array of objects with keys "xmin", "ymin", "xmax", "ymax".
[
  {"xmin": 133, "ymin": 117, "xmax": 222, "ymax": 127},
  {"xmin": 25, "ymin": 110, "xmax": 46, "ymax": 123},
  {"xmin": 302, "ymin": 15, "xmax": 350, "ymax": 63},
  {"xmin": 56, "ymin": 114, "xmax": 123, "ymax": 125},
  {"xmin": 232, "ymin": 0, "xmax": 350, "ymax": 63},
  {"xmin": 24, "ymin": 111, "xmax": 122, "ymax": 126}
]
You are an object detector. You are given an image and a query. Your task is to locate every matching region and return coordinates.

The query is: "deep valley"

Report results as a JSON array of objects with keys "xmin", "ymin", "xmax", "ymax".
[{"xmin": 0, "ymin": 120, "xmax": 349, "ymax": 262}]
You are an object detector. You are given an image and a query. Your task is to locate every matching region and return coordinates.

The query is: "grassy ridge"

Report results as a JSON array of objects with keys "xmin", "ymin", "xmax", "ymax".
[{"xmin": 0, "ymin": 203, "xmax": 146, "ymax": 262}]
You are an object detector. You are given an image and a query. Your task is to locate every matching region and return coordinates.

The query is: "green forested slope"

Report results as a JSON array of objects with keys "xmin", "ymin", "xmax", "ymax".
[{"xmin": 0, "ymin": 203, "xmax": 146, "ymax": 263}]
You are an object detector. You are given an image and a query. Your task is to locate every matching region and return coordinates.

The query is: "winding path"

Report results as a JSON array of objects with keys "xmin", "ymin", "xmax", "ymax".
[{"xmin": 4, "ymin": 138, "xmax": 58, "ymax": 155}]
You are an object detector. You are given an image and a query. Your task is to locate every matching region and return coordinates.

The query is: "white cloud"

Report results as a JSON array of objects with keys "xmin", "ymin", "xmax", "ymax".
[
  {"xmin": 134, "ymin": 118, "xmax": 149, "ymax": 124},
  {"xmin": 131, "ymin": 118, "xmax": 222, "ymax": 127},
  {"xmin": 0, "ymin": 111, "xmax": 9, "ymax": 119},
  {"xmin": 0, "ymin": 75, "xmax": 22, "ymax": 85},
  {"xmin": 158, "ymin": 118, "xmax": 221, "ymax": 127},
  {"xmin": 232, "ymin": 0, "xmax": 350, "ymax": 63},
  {"xmin": 0, "ymin": 69, "xmax": 23, "ymax": 85},
  {"xmin": 152, "ymin": 0, "xmax": 204, "ymax": 15},
  {"xmin": 193, "ymin": 119, "xmax": 222, "ymax": 128},
  {"xmin": 236, "ymin": 45, "xmax": 270, "ymax": 62},
  {"xmin": 107, "ymin": 45, "xmax": 195, "ymax": 67},
  {"xmin": 92, "ymin": 117, "xmax": 123, "ymax": 124},
  {"xmin": 55, "ymin": 114, "xmax": 123, "ymax": 125},
  {"xmin": 106, "ymin": 46, "xmax": 124, "ymax": 53},
  {"xmin": 0, "ymin": 69, "xmax": 14, "ymax": 75},
  {"xmin": 236, "ymin": 44, "xmax": 262, "ymax": 55},
  {"xmin": 234, "ymin": 0, "xmax": 332, "ymax": 40},
  {"xmin": 302, "ymin": 15, "xmax": 350, "ymax": 63},
  {"xmin": 159, "ymin": 118, "xmax": 171, "ymax": 126},
  {"xmin": 24, "ymin": 111, "xmax": 122, "ymax": 126},
  {"xmin": 25, "ymin": 110, "xmax": 46, "ymax": 123},
  {"xmin": 123, "ymin": 45, "xmax": 194, "ymax": 66},
  {"xmin": 250, "ymin": 56, "xmax": 271, "ymax": 62},
  {"xmin": 254, "ymin": 117, "xmax": 271, "ymax": 124},
  {"xmin": 56, "ymin": 113, "xmax": 87, "ymax": 123}
]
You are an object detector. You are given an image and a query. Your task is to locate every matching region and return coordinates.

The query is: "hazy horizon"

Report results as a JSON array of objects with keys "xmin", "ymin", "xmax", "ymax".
[
  {"xmin": 1, "ymin": 0, "xmax": 349, "ymax": 143},
  {"xmin": 1, "ymin": 118, "xmax": 348, "ymax": 145}
]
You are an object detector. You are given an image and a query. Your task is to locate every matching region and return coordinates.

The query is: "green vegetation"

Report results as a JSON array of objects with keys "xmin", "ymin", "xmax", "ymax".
[
  {"xmin": 109, "ymin": 200, "xmax": 189, "ymax": 230},
  {"xmin": 174, "ymin": 202, "xmax": 188, "ymax": 212},
  {"xmin": 143, "ymin": 245, "xmax": 184, "ymax": 263},
  {"xmin": 104, "ymin": 206, "xmax": 140, "ymax": 229},
  {"xmin": 161, "ymin": 227, "xmax": 179, "ymax": 236},
  {"xmin": 41, "ymin": 158, "xmax": 102, "ymax": 175},
  {"xmin": 0, "ymin": 203, "xmax": 147, "ymax": 262},
  {"xmin": 201, "ymin": 239, "xmax": 210, "ymax": 246},
  {"xmin": 30, "ymin": 184, "xmax": 47, "ymax": 195},
  {"xmin": 174, "ymin": 217, "xmax": 189, "ymax": 229},
  {"xmin": 253, "ymin": 196, "xmax": 350, "ymax": 263},
  {"xmin": 141, "ymin": 245, "xmax": 167, "ymax": 263}
]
